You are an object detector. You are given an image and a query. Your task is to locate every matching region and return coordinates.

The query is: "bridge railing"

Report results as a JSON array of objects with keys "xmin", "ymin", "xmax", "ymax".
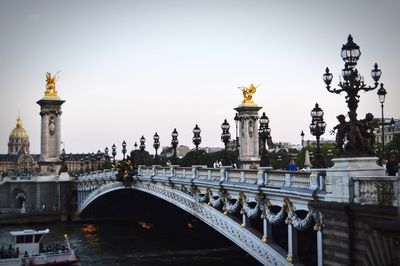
[
  {"xmin": 352, "ymin": 176, "xmax": 400, "ymax": 207},
  {"xmin": 138, "ymin": 165, "xmax": 324, "ymax": 191}
]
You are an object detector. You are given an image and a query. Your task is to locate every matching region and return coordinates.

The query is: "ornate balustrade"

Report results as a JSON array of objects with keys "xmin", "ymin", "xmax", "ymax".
[
  {"xmin": 138, "ymin": 165, "xmax": 323, "ymax": 191},
  {"xmin": 353, "ymin": 176, "xmax": 400, "ymax": 207}
]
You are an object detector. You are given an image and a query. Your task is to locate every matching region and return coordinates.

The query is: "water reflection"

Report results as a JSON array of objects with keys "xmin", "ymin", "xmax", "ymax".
[
  {"xmin": 0, "ymin": 221, "xmax": 259, "ymax": 265},
  {"xmin": 138, "ymin": 221, "xmax": 153, "ymax": 230},
  {"xmin": 80, "ymin": 223, "xmax": 100, "ymax": 247}
]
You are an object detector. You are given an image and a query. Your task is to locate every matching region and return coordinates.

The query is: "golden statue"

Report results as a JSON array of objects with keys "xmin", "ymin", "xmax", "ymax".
[
  {"xmin": 238, "ymin": 83, "xmax": 259, "ymax": 104},
  {"xmin": 44, "ymin": 72, "xmax": 59, "ymax": 97}
]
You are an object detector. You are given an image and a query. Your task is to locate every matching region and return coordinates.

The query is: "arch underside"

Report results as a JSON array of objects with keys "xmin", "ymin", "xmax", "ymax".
[{"xmin": 79, "ymin": 182, "xmax": 291, "ymax": 266}]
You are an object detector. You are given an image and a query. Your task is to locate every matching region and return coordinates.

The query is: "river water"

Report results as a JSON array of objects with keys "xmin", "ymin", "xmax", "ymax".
[{"xmin": 0, "ymin": 219, "xmax": 259, "ymax": 266}]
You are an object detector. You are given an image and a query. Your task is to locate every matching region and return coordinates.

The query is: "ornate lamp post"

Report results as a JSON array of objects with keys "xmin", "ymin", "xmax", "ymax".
[
  {"xmin": 96, "ymin": 149, "xmax": 102, "ymax": 170},
  {"xmin": 377, "ymin": 84, "xmax": 387, "ymax": 157},
  {"xmin": 192, "ymin": 124, "xmax": 202, "ymax": 165},
  {"xmin": 258, "ymin": 112, "xmax": 271, "ymax": 167},
  {"xmin": 59, "ymin": 148, "xmax": 68, "ymax": 172},
  {"xmin": 139, "ymin": 136, "xmax": 146, "ymax": 151},
  {"xmin": 111, "ymin": 144, "xmax": 117, "ymax": 165},
  {"xmin": 234, "ymin": 113, "xmax": 240, "ymax": 149},
  {"xmin": 104, "ymin": 146, "xmax": 110, "ymax": 169},
  {"xmin": 122, "ymin": 140, "xmax": 127, "ymax": 160},
  {"xmin": 234, "ymin": 113, "xmax": 240, "ymax": 166},
  {"xmin": 221, "ymin": 119, "xmax": 231, "ymax": 166},
  {"xmin": 171, "ymin": 128, "xmax": 179, "ymax": 165},
  {"xmin": 309, "ymin": 103, "xmax": 327, "ymax": 168},
  {"xmin": 301, "ymin": 130, "xmax": 305, "ymax": 148},
  {"xmin": 153, "ymin": 132, "xmax": 160, "ymax": 164},
  {"xmin": 323, "ymin": 35, "xmax": 382, "ymax": 156},
  {"xmin": 134, "ymin": 142, "xmax": 138, "ymax": 150}
]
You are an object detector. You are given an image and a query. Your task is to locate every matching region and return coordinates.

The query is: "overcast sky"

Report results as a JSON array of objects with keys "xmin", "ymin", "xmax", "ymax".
[{"xmin": 0, "ymin": 0, "xmax": 399, "ymax": 155}]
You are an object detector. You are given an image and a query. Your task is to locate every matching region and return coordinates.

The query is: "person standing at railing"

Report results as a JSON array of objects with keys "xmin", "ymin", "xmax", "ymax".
[
  {"xmin": 288, "ymin": 159, "xmax": 296, "ymax": 171},
  {"xmin": 386, "ymin": 154, "xmax": 398, "ymax": 176}
]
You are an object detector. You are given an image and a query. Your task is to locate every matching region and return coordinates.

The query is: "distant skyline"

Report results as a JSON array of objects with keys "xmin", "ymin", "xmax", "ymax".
[{"xmin": 0, "ymin": 0, "xmax": 399, "ymax": 154}]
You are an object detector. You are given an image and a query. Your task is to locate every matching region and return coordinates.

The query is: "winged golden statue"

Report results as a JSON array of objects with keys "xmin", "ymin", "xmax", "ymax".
[
  {"xmin": 238, "ymin": 83, "xmax": 259, "ymax": 104},
  {"xmin": 44, "ymin": 72, "xmax": 59, "ymax": 97}
]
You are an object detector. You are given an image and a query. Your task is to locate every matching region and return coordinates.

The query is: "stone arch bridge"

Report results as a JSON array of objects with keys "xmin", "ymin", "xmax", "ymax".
[
  {"xmin": 76, "ymin": 166, "xmax": 326, "ymax": 265},
  {"xmin": 76, "ymin": 161, "xmax": 400, "ymax": 266}
]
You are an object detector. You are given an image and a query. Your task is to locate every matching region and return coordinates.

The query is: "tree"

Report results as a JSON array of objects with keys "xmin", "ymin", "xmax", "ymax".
[{"xmin": 385, "ymin": 134, "xmax": 400, "ymax": 160}]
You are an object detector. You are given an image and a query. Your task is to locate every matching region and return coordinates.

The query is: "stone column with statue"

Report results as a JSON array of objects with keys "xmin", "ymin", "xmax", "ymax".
[
  {"xmin": 234, "ymin": 84, "xmax": 262, "ymax": 169},
  {"xmin": 37, "ymin": 72, "xmax": 65, "ymax": 175}
]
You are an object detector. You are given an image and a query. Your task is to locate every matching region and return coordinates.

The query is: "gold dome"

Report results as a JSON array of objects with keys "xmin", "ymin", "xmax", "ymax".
[{"xmin": 10, "ymin": 114, "xmax": 29, "ymax": 139}]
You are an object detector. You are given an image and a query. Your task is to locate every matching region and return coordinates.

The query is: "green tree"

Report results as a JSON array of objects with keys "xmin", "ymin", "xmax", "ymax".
[{"xmin": 385, "ymin": 134, "xmax": 400, "ymax": 160}]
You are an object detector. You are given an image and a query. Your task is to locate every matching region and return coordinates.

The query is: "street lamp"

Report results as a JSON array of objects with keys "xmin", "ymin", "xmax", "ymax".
[
  {"xmin": 234, "ymin": 113, "xmax": 240, "ymax": 167},
  {"xmin": 111, "ymin": 144, "xmax": 117, "ymax": 165},
  {"xmin": 104, "ymin": 146, "xmax": 110, "ymax": 169},
  {"xmin": 59, "ymin": 148, "xmax": 68, "ymax": 173},
  {"xmin": 171, "ymin": 128, "xmax": 179, "ymax": 165},
  {"xmin": 192, "ymin": 124, "xmax": 202, "ymax": 165},
  {"xmin": 153, "ymin": 132, "xmax": 160, "ymax": 164},
  {"xmin": 122, "ymin": 140, "xmax": 127, "ymax": 160},
  {"xmin": 221, "ymin": 119, "xmax": 231, "ymax": 166},
  {"xmin": 134, "ymin": 142, "xmax": 138, "ymax": 150},
  {"xmin": 309, "ymin": 103, "xmax": 327, "ymax": 168},
  {"xmin": 323, "ymin": 35, "xmax": 382, "ymax": 156},
  {"xmin": 301, "ymin": 130, "xmax": 305, "ymax": 148},
  {"xmin": 140, "ymin": 136, "xmax": 146, "ymax": 151},
  {"xmin": 258, "ymin": 112, "xmax": 271, "ymax": 167},
  {"xmin": 96, "ymin": 149, "xmax": 102, "ymax": 170},
  {"xmin": 377, "ymin": 84, "xmax": 387, "ymax": 157},
  {"xmin": 234, "ymin": 113, "xmax": 240, "ymax": 149}
]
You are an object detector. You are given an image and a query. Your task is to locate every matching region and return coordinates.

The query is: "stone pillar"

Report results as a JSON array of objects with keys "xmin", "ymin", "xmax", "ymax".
[
  {"xmin": 37, "ymin": 96, "xmax": 65, "ymax": 175},
  {"xmin": 324, "ymin": 157, "xmax": 385, "ymax": 203},
  {"xmin": 234, "ymin": 104, "xmax": 262, "ymax": 169}
]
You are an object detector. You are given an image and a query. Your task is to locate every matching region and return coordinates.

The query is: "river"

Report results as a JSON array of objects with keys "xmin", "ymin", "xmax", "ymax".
[{"xmin": 0, "ymin": 218, "xmax": 259, "ymax": 265}]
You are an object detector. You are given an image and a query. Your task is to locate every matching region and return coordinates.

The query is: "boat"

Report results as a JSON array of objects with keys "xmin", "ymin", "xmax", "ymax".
[{"xmin": 0, "ymin": 229, "xmax": 79, "ymax": 266}]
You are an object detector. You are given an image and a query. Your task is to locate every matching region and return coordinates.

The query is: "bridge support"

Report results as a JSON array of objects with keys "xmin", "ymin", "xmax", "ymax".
[
  {"xmin": 317, "ymin": 229, "xmax": 323, "ymax": 266},
  {"xmin": 262, "ymin": 215, "xmax": 271, "ymax": 242},
  {"xmin": 287, "ymin": 220, "xmax": 298, "ymax": 263}
]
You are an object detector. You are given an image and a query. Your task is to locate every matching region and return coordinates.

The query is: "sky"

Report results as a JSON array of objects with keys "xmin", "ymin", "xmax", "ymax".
[{"xmin": 0, "ymin": 0, "xmax": 399, "ymax": 155}]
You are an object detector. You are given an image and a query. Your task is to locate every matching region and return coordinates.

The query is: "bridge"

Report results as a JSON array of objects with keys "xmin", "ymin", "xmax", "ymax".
[{"xmin": 75, "ymin": 163, "xmax": 400, "ymax": 266}]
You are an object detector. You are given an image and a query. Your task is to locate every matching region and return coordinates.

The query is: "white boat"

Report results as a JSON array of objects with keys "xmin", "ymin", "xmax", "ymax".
[{"xmin": 0, "ymin": 229, "xmax": 80, "ymax": 266}]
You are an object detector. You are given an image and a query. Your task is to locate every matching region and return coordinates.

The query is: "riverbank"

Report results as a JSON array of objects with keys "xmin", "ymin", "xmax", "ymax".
[{"xmin": 0, "ymin": 212, "xmax": 72, "ymax": 225}]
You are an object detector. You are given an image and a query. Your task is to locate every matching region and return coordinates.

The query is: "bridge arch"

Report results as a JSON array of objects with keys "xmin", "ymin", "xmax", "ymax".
[{"xmin": 78, "ymin": 181, "xmax": 291, "ymax": 265}]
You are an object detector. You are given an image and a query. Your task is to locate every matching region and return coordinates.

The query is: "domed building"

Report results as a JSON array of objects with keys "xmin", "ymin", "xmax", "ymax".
[
  {"xmin": 0, "ymin": 114, "xmax": 38, "ymax": 176},
  {"xmin": 8, "ymin": 114, "xmax": 30, "ymax": 154}
]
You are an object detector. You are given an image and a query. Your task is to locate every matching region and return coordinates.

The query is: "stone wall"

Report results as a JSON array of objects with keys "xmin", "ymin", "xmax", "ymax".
[{"xmin": 310, "ymin": 201, "xmax": 399, "ymax": 266}]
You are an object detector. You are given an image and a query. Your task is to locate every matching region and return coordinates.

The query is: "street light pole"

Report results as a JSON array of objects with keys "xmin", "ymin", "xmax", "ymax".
[
  {"xmin": 221, "ymin": 119, "xmax": 231, "ymax": 166},
  {"xmin": 323, "ymin": 35, "xmax": 383, "ymax": 156},
  {"xmin": 301, "ymin": 131, "xmax": 305, "ymax": 148},
  {"xmin": 258, "ymin": 112, "xmax": 271, "ymax": 167},
  {"xmin": 192, "ymin": 124, "xmax": 202, "ymax": 165},
  {"xmin": 122, "ymin": 141, "xmax": 127, "ymax": 160},
  {"xmin": 377, "ymin": 84, "xmax": 387, "ymax": 157},
  {"xmin": 111, "ymin": 144, "xmax": 116, "ymax": 165},
  {"xmin": 171, "ymin": 128, "xmax": 179, "ymax": 165},
  {"xmin": 309, "ymin": 103, "xmax": 327, "ymax": 168},
  {"xmin": 153, "ymin": 132, "xmax": 160, "ymax": 164}
]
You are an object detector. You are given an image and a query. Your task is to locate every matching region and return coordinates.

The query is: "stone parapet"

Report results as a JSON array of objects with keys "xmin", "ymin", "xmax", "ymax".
[{"xmin": 323, "ymin": 157, "xmax": 385, "ymax": 203}]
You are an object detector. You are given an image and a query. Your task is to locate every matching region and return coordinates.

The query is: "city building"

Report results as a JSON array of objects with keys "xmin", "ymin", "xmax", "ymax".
[
  {"xmin": 0, "ymin": 115, "xmax": 38, "ymax": 176},
  {"xmin": 372, "ymin": 118, "xmax": 400, "ymax": 144}
]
